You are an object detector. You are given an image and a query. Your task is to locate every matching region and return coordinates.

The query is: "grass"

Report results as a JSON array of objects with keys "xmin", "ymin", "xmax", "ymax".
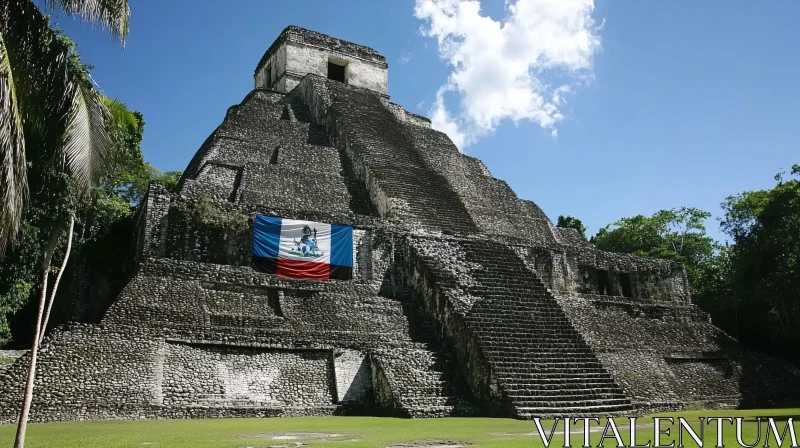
[
  {"xmin": 0, "ymin": 409, "xmax": 797, "ymax": 448},
  {"xmin": 0, "ymin": 357, "xmax": 14, "ymax": 365}
]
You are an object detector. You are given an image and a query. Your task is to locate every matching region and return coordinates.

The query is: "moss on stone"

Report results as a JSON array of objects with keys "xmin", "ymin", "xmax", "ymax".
[{"xmin": 179, "ymin": 194, "xmax": 249, "ymax": 232}]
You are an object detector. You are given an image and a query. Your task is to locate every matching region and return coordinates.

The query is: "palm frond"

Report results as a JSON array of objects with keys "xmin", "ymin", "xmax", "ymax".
[
  {"xmin": 45, "ymin": 0, "xmax": 130, "ymax": 44},
  {"xmin": 0, "ymin": 40, "xmax": 27, "ymax": 256},
  {"xmin": 62, "ymin": 74, "xmax": 113, "ymax": 197},
  {"xmin": 101, "ymin": 95, "xmax": 137, "ymax": 134},
  {"xmin": 0, "ymin": 0, "xmax": 122, "ymax": 254},
  {"xmin": 0, "ymin": 0, "xmax": 66, "ymax": 256}
]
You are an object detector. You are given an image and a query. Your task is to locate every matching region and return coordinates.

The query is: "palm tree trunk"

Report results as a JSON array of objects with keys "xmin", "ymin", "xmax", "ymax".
[
  {"xmin": 39, "ymin": 213, "xmax": 74, "ymax": 344},
  {"xmin": 13, "ymin": 220, "xmax": 63, "ymax": 448}
]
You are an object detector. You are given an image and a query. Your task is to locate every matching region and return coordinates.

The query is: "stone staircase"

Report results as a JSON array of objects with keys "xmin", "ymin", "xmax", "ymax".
[
  {"xmin": 460, "ymin": 240, "xmax": 633, "ymax": 418},
  {"xmin": 300, "ymin": 77, "xmax": 480, "ymax": 235},
  {"xmin": 374, "ymin": 345, "xmax": 481, "ymax": 418},
  {"xmin": 370, "ymin": 280, "xmax": 482, "ymax": 418}
]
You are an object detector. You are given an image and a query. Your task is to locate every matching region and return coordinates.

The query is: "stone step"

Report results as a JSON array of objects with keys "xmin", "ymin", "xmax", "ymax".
[
  {"xmin": 485, "ymin": 352, "xmax": 601, "ymax": 361},
  {"xmin": 470, "ymin": 318, "xmax": 574, "ymax": 326},
  {"xmin": 468, "ymin": 288, "xmax": 547, "ymax": 296},
  {"xmin": 471, "ymin": 307, "xmax": 560, "ymax": 314},
  {"xmin": 481, "ymin": 350, "xmax": 599, "ymax": 359},
  {"xmin": 482, "ymin": 346, "xmax": 593, "ymax": 353},
  {"xmin": 400, "ymin": 395, "xmax": 476, "ymax": 406},
  {"xmin": 492, "ymin": 367, "xmax": 613, "ymax": 377},
  {"xmin": 497, "ymin": 378, "xmax": 621, "ymax": 388},
  {"xmin": 478, "ymin": 339, "xmax": 589, "ymax": 348},
  {"xmin": 481, "ymin": 347, "xmax": 594, "ymax": 356},
  {"xmin": 488, "ymin": 359, "xmax": 607, "ymax": 369},
  {"xmin": 510, "ymin": 397, "xmax": 631, "ymax": 408},
  {"xmin": 478, "ymin": 335, "xmax": 585, "ymax": 343},
  {"xmin": 468, "ymin": 318, "xmax": 576, "ymax": 326},
  {"xmin": 515, "ymin": 403, "xmax": 633, "ymax": 419},
  {"xmin": 506, "ymin": 387, "xmax": 625, "ymax": 397},
  {"xmin": 477, "ymin": 333, "xmax": 584, "ymax": 341},
  {"xmin": 476, "ymin": 331, "xmax": 584, "ymax": 340},
  {"xmin": 498, "ymin": 326, "xmax": 578, "ymax": 333}
]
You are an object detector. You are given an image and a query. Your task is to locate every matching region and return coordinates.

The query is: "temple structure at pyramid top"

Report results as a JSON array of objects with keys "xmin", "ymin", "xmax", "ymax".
[
  {"xmin": 254, "ymin": 26, "xmax": 389, "ymax": 97},
  {"xmin": 0, "ymin": 26, "xmax": 798, "ymax": 424}
]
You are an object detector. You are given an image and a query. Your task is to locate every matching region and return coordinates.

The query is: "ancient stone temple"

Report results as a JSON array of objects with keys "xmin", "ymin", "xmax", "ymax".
[{"xmin": 1, "ymin": 26, "xmax": 799, "ymax": 423}]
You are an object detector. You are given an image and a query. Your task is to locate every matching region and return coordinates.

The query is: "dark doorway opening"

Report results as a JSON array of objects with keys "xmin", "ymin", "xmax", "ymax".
[
  {"xmin": 270, "ymin": 146, "xmax": 279, "ymax": 165},
  {"xmin": 620, "ymin": 273, "xmax": 633, "ymax": 298},
  {"xmin": 327, "ymin": 61, "xmax": 346, "ymax": 83},
  {"xmin": 597, "ymin": 269, "xmax": 610, "ymax": 295}
]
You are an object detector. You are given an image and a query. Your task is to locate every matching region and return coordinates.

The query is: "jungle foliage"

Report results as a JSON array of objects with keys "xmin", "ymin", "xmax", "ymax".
[
  {"xmin": 0, "ymin": 27, "xmax": 178, "ymax": 345},
  {"xmin": 586, "ymin": 165, "xmax": 800, "ymax": 364}
]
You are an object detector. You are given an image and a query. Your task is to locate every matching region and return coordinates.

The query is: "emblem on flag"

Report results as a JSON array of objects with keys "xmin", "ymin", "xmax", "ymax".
[
  {"xmin": 251, "ymin": 214, "xmax": 353, "ymax": 280},
  {"xmin": 290, "ymin": 225, "xmax": 324, "ymax": 258}
]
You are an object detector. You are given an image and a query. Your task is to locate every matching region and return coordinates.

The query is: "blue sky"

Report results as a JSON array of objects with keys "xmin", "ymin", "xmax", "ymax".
[{"xmin": 53, "ymin": 1, "xmax": 800, "ymax": 242}]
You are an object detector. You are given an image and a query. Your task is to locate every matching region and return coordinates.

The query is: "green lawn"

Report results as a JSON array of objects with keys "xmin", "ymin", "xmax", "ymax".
[
  {"xmin": 0, "ymin": 409, "xmax": 797, "ymax": 448},
  {"xmin": 0, "ymin": 357, "xmax": 14, "ymax": 365}
]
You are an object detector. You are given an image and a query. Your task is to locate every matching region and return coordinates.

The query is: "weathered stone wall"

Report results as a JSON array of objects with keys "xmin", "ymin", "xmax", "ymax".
[
  {"xmin": 255, "ymin": 44, "xmax": 286, "ymax": 90},
  {"xmin": 333, "ymin": 349, "xmax": 372, "ymax": 404},
  {"xmin": 552, "ymin": 292, "xmax": 800, "ymax": 411},
  {"xmin": 406, "ymin": 124, "xmax": 559, "ymax": 246},
  {"xmin": 137, "ymin": 183, "xmax": 171, "ymax": 260},
  {"xmin": 283, "ymin": 42, "xmax": 388, "ymax": 96},
  {"xmin": 0, "ymin": 252, "xmax": 479, "ymax": 422},
  {"xmin": 255, "ymin": 27, "xmax": 388, "ymax": 97},
  {"xmin": 513, "ymin": 243, "xmax": 690, "ymax": 302},
  {"xmin": 0, "ymin": 324, "xmax": 162, "ymax": 423},
  {"xmin": 161, "ymin": 343, "xmax": 335, "ymax": 407},
  {"xmin": 383, "ymin": 101, "xmax": 431, "ymax": 129}
]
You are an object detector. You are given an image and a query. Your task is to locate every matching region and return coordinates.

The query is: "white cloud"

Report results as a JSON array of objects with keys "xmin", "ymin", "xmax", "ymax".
[
  {"xmin": 414, "ymin": 0, "xmax": 602, "ymax": 150},
  {"xmin": 431, "ymin": 88, "xmax": 467, "ymax": 148},
  {"xmin": 399, "ymin": 52, "xmax": 413, "ymax": 65}
]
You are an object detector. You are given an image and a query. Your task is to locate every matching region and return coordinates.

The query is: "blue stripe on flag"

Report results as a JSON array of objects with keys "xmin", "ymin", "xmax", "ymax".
[
  {"xmin": 330, "ymin": 224, "xmax": 353, "ymax": 268},
  {"xmin": 253, "ymin": 214, "xmax": 281, "ymax": 259}
]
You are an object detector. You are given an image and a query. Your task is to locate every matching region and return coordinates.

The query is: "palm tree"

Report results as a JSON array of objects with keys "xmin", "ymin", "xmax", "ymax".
[
  {"xmin": 0, "ymin": 0, "xmax": 130, "ymax": 256},
  {"xmin": 0, "ymin": 1, "xmax": 129, "ymax": 447}
]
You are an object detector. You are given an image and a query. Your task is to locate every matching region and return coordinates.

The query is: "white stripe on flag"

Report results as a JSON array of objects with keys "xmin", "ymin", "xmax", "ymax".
[{"xmin": 278, "ymin": 219, "xmax": 331, "ymax": 264}]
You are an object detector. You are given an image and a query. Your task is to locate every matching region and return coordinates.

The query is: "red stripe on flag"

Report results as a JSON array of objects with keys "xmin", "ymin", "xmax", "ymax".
[{"xmin": 276, "ymin": 258, "xmax": 330, "ymax": 280}]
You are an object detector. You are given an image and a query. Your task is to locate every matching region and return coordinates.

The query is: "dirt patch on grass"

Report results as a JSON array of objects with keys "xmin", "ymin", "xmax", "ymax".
[
  {"xmin": 386, "ymin": 441, "xmax": 469, "ymax": 448},
  {"xmin": 246, "ymin": 432, "xmax": 345, "ymax": 441}
]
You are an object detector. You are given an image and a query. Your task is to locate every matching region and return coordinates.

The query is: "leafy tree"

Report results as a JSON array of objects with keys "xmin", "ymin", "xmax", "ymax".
[
  {"xmin": 157, "ymin": 170, "xmax": 182, "ymax": 192},
  {"xmin": 691, "ymin": 243, "xmax": 737, "ymax": 335},
  {"xmin": 556, "ymin": 215, "xmax": 587, "ymax": 238},
  {"xmin": 0, "ymin": 1, "xmax": 129, "ymax": 445},
  {"xmin": 590, "ymin": 168, "xmax": 800, "ymax": 366},
  {"xmin": 0, "ymin": 0, "xmax": 129, "ymax": 256},
  {"xmin": 1, "ymin": 94, "xmax": 160, "ymax": 347},
  {"xmin": 0, "ymin": 222, "xmax": 38, "ymax": 341},
  {"xmin": 591, "ymin": 207, "xmax": 715, "ymax": 289},
  {"xmin": 716, "ymin": 164, "xmax": 800, "ymax": 361}
]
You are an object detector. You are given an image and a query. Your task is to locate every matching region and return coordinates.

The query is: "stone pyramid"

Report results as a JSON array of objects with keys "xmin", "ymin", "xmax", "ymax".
[{"xmin": 1, "ymin": 26, "xmax": 798, "ymax": 423}]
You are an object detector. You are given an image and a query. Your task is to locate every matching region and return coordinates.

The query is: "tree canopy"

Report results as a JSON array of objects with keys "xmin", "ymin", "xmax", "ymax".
[
  {"xmin": 583, "ymin": 165, "xmax": 800, "ymax": 364},
  {"xmin": 713, "ymin": 164, "xmax": 800, "ymax": 360},
  {"xmin": 556, "ymin": 215, "xmax": 587, "ymax": 238},
  {"xmin": 590, "ymin": 206, "xmax": 715, "ymax": 288}
]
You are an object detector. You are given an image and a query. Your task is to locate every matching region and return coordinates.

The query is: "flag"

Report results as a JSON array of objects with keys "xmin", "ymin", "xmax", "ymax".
[{"xmin": 251, "ymin": 214, "xmax": 353, "ymax": 280}]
